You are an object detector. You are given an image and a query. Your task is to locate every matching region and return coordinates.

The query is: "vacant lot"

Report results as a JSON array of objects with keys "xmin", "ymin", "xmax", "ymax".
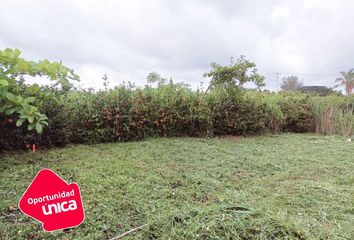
[{"xmin": 0, "ymin": 134, "xmax": 353, "ymax": 239}]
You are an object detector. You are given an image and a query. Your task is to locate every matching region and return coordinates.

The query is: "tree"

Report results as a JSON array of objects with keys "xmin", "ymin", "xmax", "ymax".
[
  {"xmin": 102, "ymin": 74, "xmax": 109, "ymax": 91},
  {"xmin": 203, "ymin": 56, "xmax": 265, "ymax": 93},
  {"xmin": 280, "ymin": 75, "xmax": 303, "ymax": 91},
  {"xmin": 146, "ymin": 71, "xmax": 168, "ymax": 86},
  {"xmin": 0, "ymin": 48, "xmax": 79, "ymax": 133},
  {"xmin": 334, "ymin": 69, "xmax": 354, "ymax": 95}
]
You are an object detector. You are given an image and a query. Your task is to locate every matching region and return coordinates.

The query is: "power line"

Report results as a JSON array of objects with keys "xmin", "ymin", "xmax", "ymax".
[
  {"xmin": 279, "ymin": 72, "xmax": 338, "ymax": 77},
  {"xmin": 275, "ymin": 72, "xmax": 281, "ymax": 92}
]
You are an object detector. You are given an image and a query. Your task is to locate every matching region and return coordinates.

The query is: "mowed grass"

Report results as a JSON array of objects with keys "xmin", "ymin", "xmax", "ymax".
[{"xmin": 0, "ymin": 134, "xmax": 353, "ymax": 239}]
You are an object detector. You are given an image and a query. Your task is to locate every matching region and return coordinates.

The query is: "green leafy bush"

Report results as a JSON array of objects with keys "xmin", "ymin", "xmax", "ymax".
[
  {"xmin": 1, "ymin": 77, "xmax": 317, "ymax": 150},
  {"xmin": 208, "ymin": 87, "xmax": 270, "ymax": 136}
]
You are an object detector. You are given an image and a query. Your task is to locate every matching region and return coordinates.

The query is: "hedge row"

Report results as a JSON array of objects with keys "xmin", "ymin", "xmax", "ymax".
[{"xmin": 0, "ymin": 83, "xmax": 315, "ymax": 150}]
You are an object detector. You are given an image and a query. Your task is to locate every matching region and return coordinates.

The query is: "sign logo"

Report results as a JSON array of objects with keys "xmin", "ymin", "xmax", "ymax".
[{"xmin": 19, "ymin": 169, "xmax": 85, "ymax": 232}]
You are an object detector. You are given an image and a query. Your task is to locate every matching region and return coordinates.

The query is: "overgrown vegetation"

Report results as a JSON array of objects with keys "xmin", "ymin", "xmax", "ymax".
[
  {"xmin": 1, "ymin": 48, "xmax": 354, "ymax": 151},
  {"xmin": 309, "ymin": 96, "xmax": 354, "ymax": 137},
  {"xmin": 0, "ymin": 81, "xmax": 317, "ymax": 150},
  {"xmin": 1, "ymin": 134, "xmax": 353, "ymax": 239}
]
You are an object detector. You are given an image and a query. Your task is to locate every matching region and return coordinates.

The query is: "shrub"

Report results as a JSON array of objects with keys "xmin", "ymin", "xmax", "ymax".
[
  {"xmin": 1, "ymin": 81, "xmax": 318, "ymax": 150},
  {"xmin": 277, "ymin": 93, "xmax": 314, "ymax": 132}
]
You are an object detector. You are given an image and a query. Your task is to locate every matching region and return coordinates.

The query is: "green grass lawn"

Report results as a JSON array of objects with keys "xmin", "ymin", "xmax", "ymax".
[{"xmin": 0, "ymin": 134, "xmax": 353, "ymax": 239}]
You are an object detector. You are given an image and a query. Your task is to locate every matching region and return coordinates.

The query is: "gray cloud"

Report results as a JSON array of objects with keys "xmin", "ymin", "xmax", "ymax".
[{"xmin": 0, "ymin": 0, "xmax": 353, "ymax": 90}]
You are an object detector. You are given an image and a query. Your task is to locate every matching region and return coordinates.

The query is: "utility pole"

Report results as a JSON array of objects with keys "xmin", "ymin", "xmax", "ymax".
[{"xmin": 275, "ymin": 72, "xmax": 281, "ymax": 92}]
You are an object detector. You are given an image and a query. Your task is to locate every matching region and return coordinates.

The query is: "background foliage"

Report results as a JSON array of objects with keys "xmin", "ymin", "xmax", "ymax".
[
  {"xmin": 2, "ymin": 49, "xmax": 354, "ymax": 150},
  {"xmin": 1, "ymin": 79, "xmax": 319, "ymax": 150}
]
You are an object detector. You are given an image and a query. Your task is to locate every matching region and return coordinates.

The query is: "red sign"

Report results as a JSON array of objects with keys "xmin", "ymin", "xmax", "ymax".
[{"xmin": 19, "ymin": 169, "xmax": 85, "ymax": 232}]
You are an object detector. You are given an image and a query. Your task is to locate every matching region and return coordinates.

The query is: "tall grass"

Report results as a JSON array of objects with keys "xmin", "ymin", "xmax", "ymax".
[{"xmin": 310, "ymin": 96, "xmax": 354, "ymax": 137}]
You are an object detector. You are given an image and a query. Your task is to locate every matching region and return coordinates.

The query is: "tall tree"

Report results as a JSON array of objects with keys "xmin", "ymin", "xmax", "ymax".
[
  {"xmin": 204, "ymin": 55, "xmax": 265, "ymax": 94},
  {"xmin": 146, "ymin": 71, "xmax": 167, "ymax": 86},
  {"xmin": 334, "ymin": 69, "xmax": 354, "ymax": 95},
  {"xmin": 280, "ymin": 75, "xmax": 303, "ymax": 91}
]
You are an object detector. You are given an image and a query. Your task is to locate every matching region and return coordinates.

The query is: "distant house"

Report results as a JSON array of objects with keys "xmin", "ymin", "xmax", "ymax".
[{"xmin": 297, "ymin": 86, "xmax": 340, "ymax": 96}]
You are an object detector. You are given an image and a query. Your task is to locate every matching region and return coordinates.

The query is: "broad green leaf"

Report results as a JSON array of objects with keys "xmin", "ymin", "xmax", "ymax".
[
  {"xmin": 35, "ymin": 122, "xmax": 43, "ymax": 134},
  {"xmin": 17, "ymin": 95, "xmax": 24, "ymax": 103},
  {"xmin": 16, "ymin": 118, "xmax": 26, "ymax": 127},
  {"xmin": 28, "ymin": 116, "xmax": 34, "ymax": 123},
  {"xmin": 28, "ymin": 123, "xmax": 35, "ymax": 131},
  {"xmin": 0, "ymin": 79, "xmax": 9, "ymax": 86},
  {"xmin": 5, "ymin": 92, "xmax": 18, "ymax": 103},
  {"xmin": 5, "ymin": 107, "xmax": 17, "ymax": 114},
  {"xmin": 24, "ymin": 97, "xmax": 36, "ymax": 103},
  {"xmin": 29, "ymin": 106, "xmax": 37, "ymax": 114}
]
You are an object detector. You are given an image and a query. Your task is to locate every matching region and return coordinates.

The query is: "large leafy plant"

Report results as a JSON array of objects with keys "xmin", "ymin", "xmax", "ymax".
[
  {"xmin": 0, "ymin": 48, "xmax": 79, "ymax": 133},
  {"xmin": 204, "ymin": 55, "xmax": 265, "ymax": 93}
]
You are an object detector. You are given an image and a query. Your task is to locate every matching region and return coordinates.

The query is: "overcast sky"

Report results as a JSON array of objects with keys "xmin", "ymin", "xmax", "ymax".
[{"xmin": 1, "ymin": 0, "xmax": 353, "ymax": 91}]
